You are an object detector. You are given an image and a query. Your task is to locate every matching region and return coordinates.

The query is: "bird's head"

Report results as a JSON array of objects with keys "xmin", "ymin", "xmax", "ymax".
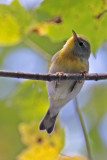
[{"xmin": 63, "ymin": 30, "xmax": 91, "ymax": 59}]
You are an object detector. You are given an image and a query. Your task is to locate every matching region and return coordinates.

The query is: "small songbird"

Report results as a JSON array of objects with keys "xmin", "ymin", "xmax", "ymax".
[{"xmin": 39, "ymin": 30, "xmax": 91, "ymax": 134}]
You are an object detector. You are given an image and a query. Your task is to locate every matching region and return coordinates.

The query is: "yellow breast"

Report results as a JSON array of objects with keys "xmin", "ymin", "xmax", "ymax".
[{"xmin": 54, "ymin": 50, "xmax": 87, "ymax": 73}]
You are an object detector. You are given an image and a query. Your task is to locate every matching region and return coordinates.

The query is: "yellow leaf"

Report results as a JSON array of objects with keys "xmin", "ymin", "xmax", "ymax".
[
  {"xmin": 19, "ymin": 121, "xmax": 64, "ymax": 149},
  {"xmin": 18, "ymin": 121, "xmax": 64, "ymax": 160},
  {"xmin": 0, "ymin": 14, "xmax": 20, "ymax": 45},
  {"xmin": 17, "ymin": 144, "xmax": 58, "ymax": 160}
]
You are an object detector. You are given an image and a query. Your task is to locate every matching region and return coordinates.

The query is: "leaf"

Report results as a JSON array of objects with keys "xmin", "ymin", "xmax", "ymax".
[
  {"xmin": 12, "ymin": 80, "xmax": 65, "ymax": 160},
  {"xmin": 12, "ymin": 81, "xmax": 48, "ymax": 122},
  {"xmin": 27, "ymin": 33, "xmax": 64, "ymax": 56},
  {"xmin": 1, "ymin": 0, "xmax": 106, "ymax": 54},
  {"xmin": 17, "ymin": 144, "xmax": 58, "ymax": 160},
  {"xmin": 0, "ymin": 80, "xmax": 64, "ymax": 160},
  {"xmin": 13, "ymin": 80, "xmax": 64, "ymax": 142},
  {"xmin": 17, "ymin": 121, "xmax": 64, "ymax": 160},
  {"xmin": 0, "ymin": 0, "xmax": 32, "ymax": 46},
  {"xmin": 0, "ymin": 0, "xmax": 107, "ymax": 53},
  {"xmin": 0, "ymin": 0, "xmax": 64, "ymax": 58},
  {"xmin": 0, "ymin": 14, "xmax": 20, "ymax": 45},
  {"xmin": 34, "ymin": 0, "xmax": 107, "ymax": 53},
  {"xmin": 18, "ymin": 121, "xmax": 64, "ymax": 149},
  {"xmin": 0, "ymin": 101, "xmax": 24, "ymax": 160}
]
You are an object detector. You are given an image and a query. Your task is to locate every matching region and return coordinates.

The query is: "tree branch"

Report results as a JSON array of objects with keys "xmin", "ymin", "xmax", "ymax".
[{"xmin": 0, "ymin": 70, "xmax": 107, "ymax": 81}]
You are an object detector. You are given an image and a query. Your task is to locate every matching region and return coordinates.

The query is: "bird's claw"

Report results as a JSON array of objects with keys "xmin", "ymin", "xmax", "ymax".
[
  {"xmin": 55, "ymin": 72, "xmax": 64, "ymax": 88},
  {"xmin": 81, "ymin": 71, "xmax": 87, "ymax": 80},
  {"xmin": 78, "ymin": 71, "xmax": 87, "ymax": 83},
  {"xmin": 81, "ymin": 71, "xmax": 87, "ymax": 77},
  {"xmin": 56, "ymin": 72, "xmax": 64, "ymax": 76}
]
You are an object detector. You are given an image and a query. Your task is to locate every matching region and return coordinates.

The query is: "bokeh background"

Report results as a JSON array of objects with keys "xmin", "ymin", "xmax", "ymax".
[{"xmin": 0, "ymin": 0, "xmax": 107, "ymax": 160}]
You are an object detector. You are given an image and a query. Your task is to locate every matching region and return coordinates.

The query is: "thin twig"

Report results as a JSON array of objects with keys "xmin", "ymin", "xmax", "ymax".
[
  {"xmin": 75, "ymin": 98, "xmax": 92, "ymax": 160},
  {"xmin": 95, "ymin": 9, "xmax": 107, "ymax": 19},
  {"xmin": 0, "ymin": 70, "xmax": 107, "ymax": 81}
]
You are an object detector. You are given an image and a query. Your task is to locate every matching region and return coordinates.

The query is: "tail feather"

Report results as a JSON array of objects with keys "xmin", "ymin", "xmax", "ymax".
[{"xmin": 39, "ymin": 110, "xmax": 58, "ymax": 134}]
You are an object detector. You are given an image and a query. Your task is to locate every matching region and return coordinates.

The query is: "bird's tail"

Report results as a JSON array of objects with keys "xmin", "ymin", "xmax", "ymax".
[{"xmin": 39, "ymin": 109, "xmax": 58, "ymax": 134}]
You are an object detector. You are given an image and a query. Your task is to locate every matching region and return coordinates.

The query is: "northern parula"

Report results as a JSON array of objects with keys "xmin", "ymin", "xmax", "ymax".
[{"xmin": 39, "ymin": 30, "xmax": 91, "ymax": 134}]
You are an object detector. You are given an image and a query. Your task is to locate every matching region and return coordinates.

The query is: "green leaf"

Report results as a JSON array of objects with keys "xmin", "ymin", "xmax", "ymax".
[
  {"xmin": 0, "ymin": 0, "xmax": 64, "ymax": 58},
  {"xmin": 0, "ymin": 0, "xmax": 32, "ymax": 46},
  {"xmin": 0, "ymin": 80, "xmax": 64, "ymax": 160},
  {"xmin": 27, "ymin": 33, "xmax": 64, "ymax": 56},
  {"xmin": 35, "ymin": 0, "xmax": 107, "ymax": 53},
  {"xmin": 12, "ymin": 80, "xmax": 48, "ymax": 122},
  {"xmin": 0, "ymin": 101, "xmax": 24, "ymax": 160},
  {"xmin": 1, "ymin": 0, "xmax": 106, "ymax": 53},
  {"xmin": 10, "ymin": 81, "xmax": 64, "ymax": 160},
  {"xmin": 0, "ymin": 14, "xmax": 20, "ymax": 45}
]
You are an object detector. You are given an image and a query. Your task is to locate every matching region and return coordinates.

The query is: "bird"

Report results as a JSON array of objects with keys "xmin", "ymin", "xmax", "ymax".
[{"xmin": 39, "ymin": 30, "xmax": 91, "ymax": 134}]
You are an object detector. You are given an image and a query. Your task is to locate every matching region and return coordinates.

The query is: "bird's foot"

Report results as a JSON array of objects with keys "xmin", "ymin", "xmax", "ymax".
[
  {"xmin": 55, "ymin": 72, "xmax": 64, "ymax": 88},
  {"xmin": 81, "ymin": 71, "xmax": 87, "ymax": 78},
  {"xmin": 78, "ymin": 71, "xmax": 87, "ymax": 83}
]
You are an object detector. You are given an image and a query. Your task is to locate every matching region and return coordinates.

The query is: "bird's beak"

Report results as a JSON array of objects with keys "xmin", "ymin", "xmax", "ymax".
[{"xmin": 72, "ymin": 30, "xmax": 78, "ymax": 40}]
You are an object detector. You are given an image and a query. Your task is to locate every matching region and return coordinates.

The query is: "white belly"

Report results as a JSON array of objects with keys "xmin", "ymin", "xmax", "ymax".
[{"xmin": 47, "ymin": 80, "xmax": 84, "ymax": 108}]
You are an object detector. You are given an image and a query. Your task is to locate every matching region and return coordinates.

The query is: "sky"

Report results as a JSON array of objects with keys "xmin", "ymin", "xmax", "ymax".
[{"xmin": 0, "ymin": 0, "xmax": 44, "ymax": 9}]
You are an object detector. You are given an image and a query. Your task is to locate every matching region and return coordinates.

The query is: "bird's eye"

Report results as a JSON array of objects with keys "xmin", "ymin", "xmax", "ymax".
[{"xmin": 79, "ymin": 41, "xmax": 84, "ymax": 46}]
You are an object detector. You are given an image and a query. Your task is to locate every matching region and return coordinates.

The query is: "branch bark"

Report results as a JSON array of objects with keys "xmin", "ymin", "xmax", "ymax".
[{"xmin": 0, "ymin": 70, "xmax": 107, "ymax": 81}]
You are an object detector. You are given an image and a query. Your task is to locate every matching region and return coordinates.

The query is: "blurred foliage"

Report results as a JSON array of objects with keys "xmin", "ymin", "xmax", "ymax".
[
  {"xmin": 0, "ymin": 14, "xmax": 20, "ymax": 45},
  {"xmin": 0, "ymin": 0, "xmax": 107, "ymax": 160},
  {"xmin": 0, "ymin": 1, "xmax": 31, "ymax": 46},
  {"xmin": 0, "ymin": 0, "xmax": 107, "ymax": 53},
  {"xmin": 0, "ymin": 81, "xmax": 64, "ymax": 160},
  {"xmin": 83, "ymin": 85, "xmax": 107, "ymax": 123},
  {"xmin": 17, "ymin": 121, "xmax": 64, "ymax": 160},
  {"xmin": 12, "ymin": 81, "xmax": 49, "ymax": 122},
  {"xmin": 27, "ymin": 34, "xmax": 64, "ymax": 56},
  {"xmin": 15, "ymin": 81, "xmax": 64, "ymax": 159},
  {"xmin": 35, "ymin": 0, "xmax": 107, "ymax": 53},
  {"xmin": 0, "ymin": 0, "xmax": 63, "ymax": 56},
  {"xmin": 18, "ymin": 121, "xmax": 64, "ymax": 147},
  {"xmin": 0, "ymin": 99, "xmax": 24, "ymax": 160},
  {"xmin": 82, "ymin": 84, "xmax": 107, "ymax": 159}
]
